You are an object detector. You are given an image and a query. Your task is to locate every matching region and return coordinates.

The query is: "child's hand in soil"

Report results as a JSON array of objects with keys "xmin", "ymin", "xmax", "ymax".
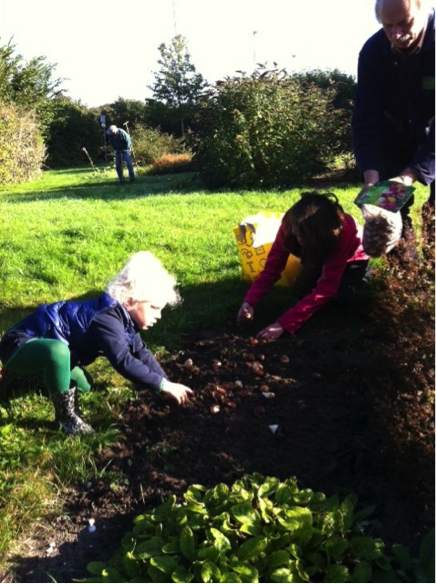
[
  {"xmin": 237, "ymin": 302, "xmax": 254, "ymax": 323},
  {"xmin": 161, "ymin": 380, "xmax": 193, "ymax": 405},
  {"xmin": 257, "ymin": 322, "xmax": 285, "ymax": 341}
]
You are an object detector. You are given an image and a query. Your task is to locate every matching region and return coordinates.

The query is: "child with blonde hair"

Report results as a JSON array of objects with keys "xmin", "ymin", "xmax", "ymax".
[{"xmin": 0, "ymin": 252, "xmax": 192, "ymax": 434}]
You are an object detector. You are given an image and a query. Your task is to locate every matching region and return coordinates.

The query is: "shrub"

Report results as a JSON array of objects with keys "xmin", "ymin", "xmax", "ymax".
[
  {"xmin": 150, "ymin": 153, "xmax": 193, "ymax": 175},
  {"xmin": 189, "ymin": 66, "xmax": 352, "ymax": 189},
  {"xmin": 0, "ymin": 101, "xmax": 45, "ymax": 184},
  {"xmin": 290, "ymin": 69, "xmax": 357, "ymax": 156},
  {"xmin": 130, "ymin": 125, "xmax": 184, "ymax": 166},
  {"xmin": 81, "ymin": 473, "xmax": 434, "ymax": 583}
]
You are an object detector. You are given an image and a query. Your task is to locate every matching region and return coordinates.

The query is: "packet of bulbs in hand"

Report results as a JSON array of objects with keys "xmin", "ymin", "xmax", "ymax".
[
  {"xmin": 354, "ymin": 180, "xmax": 415, "ymax": 212},
  {"xmin": 355, "ymin": 181, "xmax": 415, "ymax": 258}
]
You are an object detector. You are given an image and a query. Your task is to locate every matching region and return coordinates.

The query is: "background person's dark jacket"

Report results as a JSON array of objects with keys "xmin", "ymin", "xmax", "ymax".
[
  {"xmin": 107, "ymin": 128, "xmax": 131, "ymax": 151},
  {"xmin": 352, "ymin": 10, "xmax": 435, "ymax": 185},
  {"xmin": 0, "ymin": 293, "xmax": 166, "ymax": 391}
]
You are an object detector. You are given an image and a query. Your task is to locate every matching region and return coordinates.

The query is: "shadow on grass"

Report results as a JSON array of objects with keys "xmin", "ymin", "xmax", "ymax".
[
  {"xmin": 2, "ymin": 172, "xmax": 211, "ymax": 204},
  {"xmin": 2, "ymin": 167, "xmax": 364, "ymax": 205}
]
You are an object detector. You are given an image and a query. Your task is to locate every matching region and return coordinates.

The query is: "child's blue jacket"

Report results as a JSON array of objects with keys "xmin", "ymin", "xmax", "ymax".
[{"xmin": 0, "ymin": 293, "xmax": 166, "ymax": 391}]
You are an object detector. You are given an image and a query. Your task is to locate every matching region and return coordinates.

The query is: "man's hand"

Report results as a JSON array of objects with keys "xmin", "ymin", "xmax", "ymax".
[
  {"xmin": 257, "ymin": 322, "xmax": 285, "ymax": 341},
  {"xmin": 161, "ymin": 381, "xmax": 193, "ymax": 405},
  {"xmin": 390, "ymin": 168, "xmax": 417, "ymax": 186},
  {"xmin": 237, "ymin": 302, "xmax": 254, "ymax": 323},
  {"xmin": 358, "ymin": 169, "xmax": 380, "ymax": 197}
]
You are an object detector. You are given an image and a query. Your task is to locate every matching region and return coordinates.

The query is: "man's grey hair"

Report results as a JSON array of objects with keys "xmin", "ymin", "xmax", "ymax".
[{"xmin": 375, "ymin": 0, "xmax": 432, "ymax": 22}]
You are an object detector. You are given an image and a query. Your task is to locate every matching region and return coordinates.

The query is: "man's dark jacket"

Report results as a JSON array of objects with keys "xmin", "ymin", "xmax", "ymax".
[
  {"xmin": 352, "ymin": 10, "xmax": 435, "ymax": 185},
  {"xmin": 107, "ymin": 128, "xmax": 131, "ymax": 151}
]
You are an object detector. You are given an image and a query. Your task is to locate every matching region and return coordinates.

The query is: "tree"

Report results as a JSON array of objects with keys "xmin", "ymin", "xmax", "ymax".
[
  {"xmin": 97, "ymin": 98, "xmax": 151, "ymax": 131},
  {"xmin": 0, "ymin": 39, "xmax": 65, "ymax": 136},
  {"xmin": 0, "ymin": 41, "xmax": 18, "ymax": 103},
  {"xmin": 148, "ymin": 35, "xmax": 207, "ymax": 136}
]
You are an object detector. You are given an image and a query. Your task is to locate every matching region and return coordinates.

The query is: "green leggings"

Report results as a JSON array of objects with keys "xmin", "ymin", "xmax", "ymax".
[{"xmin": 5, "ymin": 339, "xmax": 92, "ymax": 395}]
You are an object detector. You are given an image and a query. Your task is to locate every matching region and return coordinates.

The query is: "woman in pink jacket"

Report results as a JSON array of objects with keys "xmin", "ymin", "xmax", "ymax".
[{"xmin": 237, "ymin": 192, "xmax": 369, "ymax": 340}]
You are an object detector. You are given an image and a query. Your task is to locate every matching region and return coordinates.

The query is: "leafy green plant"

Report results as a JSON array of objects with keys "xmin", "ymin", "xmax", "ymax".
[
  {"xmin": 80, "ymin": 473, "xmax": 430, "ymax": 583},
  {"xmin": 145, "ymin": 442, "xmax": 179, "ymax": 473},
  {"xmin": 189, "ymin": 66, "xmax": 351, "ymax": 189}
]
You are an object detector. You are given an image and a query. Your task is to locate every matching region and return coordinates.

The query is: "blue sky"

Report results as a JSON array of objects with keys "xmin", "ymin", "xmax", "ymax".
[{"xmin": 1, "ymin": 0, "xmax": 381, "ymax": 108}]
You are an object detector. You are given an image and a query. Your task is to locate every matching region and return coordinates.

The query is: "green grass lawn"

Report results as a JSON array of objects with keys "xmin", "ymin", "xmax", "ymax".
[{"xmin": 0, "ymin": 167, "xmax": 429, "ymax": 562}]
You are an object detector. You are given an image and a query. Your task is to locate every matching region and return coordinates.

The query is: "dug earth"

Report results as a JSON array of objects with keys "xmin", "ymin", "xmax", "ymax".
[{"xmin": 4, "ymin": 260, "xmax": 435, "ymax": 583}]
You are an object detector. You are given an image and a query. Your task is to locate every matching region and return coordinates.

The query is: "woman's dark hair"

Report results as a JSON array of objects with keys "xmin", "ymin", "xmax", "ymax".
[{"xmin": 283, "ymin": 192, "xmax": 344, "ymax": 266}]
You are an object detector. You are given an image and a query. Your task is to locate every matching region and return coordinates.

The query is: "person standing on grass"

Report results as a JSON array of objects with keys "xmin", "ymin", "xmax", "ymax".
[
  {"xmin": 106, "ymin": 124, "xmax": 136, "ymax": 184},
  {"xmin": 351, "ymin": 0, "xmax": 435, "ymax": 260},
  {"xmin": 0, "ymin": 252, "xmax": 192, "ymax": 435},
  {"xmin": 237, "ymin": 192, "xmax": 370, "ymax": 340}
]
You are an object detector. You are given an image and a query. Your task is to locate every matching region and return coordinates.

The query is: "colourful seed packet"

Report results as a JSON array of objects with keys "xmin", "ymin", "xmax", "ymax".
[{"xmin": 354, "ymin": 181, "xmax": 415, "ymax": 212}]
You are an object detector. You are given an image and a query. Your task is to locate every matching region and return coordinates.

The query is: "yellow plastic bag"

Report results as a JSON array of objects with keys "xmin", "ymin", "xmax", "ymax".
[{"xmin": 234, "ymin": 211, "xmax": 302, "ymax": 287}]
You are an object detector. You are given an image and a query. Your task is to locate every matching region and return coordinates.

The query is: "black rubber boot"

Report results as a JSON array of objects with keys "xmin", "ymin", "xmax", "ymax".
[{"xmin": 52, "ymin": 387, "xmax": 94, "ymax": 435}]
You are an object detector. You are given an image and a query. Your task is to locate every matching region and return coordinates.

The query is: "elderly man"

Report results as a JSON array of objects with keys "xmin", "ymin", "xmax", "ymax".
[
  {"xmin": 352, "ymin": 0, "xmax": 435, "ymax": 259},
  {"xmin": 106, "ymin": 125, "xmax": 136, "ymax": 184}
]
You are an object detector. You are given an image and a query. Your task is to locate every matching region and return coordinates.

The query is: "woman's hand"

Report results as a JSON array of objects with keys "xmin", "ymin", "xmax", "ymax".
[
  {"xmin": 237, "ymin": 302, "xmax": 254, "ymax": 323},
  {"xmin": 161, "ymin": 381, "xmax": 193, "ymax": 405},
  {"xmin": 257, "ymin": 322, "xmax": 285, "ymax": 341}
]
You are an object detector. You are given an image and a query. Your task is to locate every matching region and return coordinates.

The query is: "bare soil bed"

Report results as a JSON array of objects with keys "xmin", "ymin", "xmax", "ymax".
[{"xmin": 3, "ymin": 254, "xmax": 435, "ymax": 583}]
